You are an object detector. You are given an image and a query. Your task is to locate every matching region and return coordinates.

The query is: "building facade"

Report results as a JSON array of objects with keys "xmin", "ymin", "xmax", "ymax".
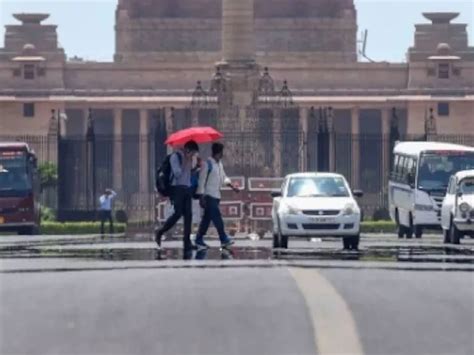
[{"xmin": 0, "ymin": 0, "xmax": 473, "ymax": 219}]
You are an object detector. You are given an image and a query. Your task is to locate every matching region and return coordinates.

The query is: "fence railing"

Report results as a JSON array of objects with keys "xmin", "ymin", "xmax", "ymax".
[{"xmin": 1, "ymin": 132, "xmax": 473, "ymax": 225}]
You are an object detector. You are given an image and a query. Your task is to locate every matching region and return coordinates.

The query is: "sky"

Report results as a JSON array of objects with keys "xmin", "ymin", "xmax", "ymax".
[{"xmin": 0, "ymin": 0, "xmax": 473, "ymax": 63}]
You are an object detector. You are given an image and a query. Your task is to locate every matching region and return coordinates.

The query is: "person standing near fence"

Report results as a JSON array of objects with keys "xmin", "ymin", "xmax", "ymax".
[
  {"xmin": 99, "ymin": 189, "xmax": 117, "ymax": 235},
  {"xmin": 195, "ymin": 142, "xmax": 240, "ymax": 250}
]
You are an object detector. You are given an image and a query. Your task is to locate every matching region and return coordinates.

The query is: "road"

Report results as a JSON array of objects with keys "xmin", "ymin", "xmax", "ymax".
[{"xmin": 0, "ymin": 234, "xmax": 473, "ymax": 355}]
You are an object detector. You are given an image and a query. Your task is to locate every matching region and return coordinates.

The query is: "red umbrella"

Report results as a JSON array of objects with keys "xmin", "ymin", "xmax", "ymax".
[{"xmin": 165, "ymin": 126, "xmax": 223, "ymax": 147}]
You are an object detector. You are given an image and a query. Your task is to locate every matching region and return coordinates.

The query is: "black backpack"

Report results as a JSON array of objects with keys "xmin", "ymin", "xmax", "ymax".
[{"xmin": 156, "ymin": 152, "xmax": 182, "ymax": 197}]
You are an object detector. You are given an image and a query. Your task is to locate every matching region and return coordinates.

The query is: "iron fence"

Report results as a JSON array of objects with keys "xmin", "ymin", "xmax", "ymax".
[{"xmin": 1, "ymin": 132, "xmax": 474, "ymax": 226}]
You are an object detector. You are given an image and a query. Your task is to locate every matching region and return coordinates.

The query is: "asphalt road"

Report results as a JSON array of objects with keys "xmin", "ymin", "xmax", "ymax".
[{"xmin": 1, "ymin": 266, "xmax": 473, "ymax": 355}]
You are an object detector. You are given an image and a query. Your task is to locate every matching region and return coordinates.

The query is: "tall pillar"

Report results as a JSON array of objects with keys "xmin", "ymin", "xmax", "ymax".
[
  {"xmin": 113, "ymin": 109, "xmax": 123, "ymax": 191},
  {"xmin": 351, "ymin": 107, "xmax": 360, "ymax": 188},
  {"xmin": 139, "ymin": 109, "xmax": 149, "ymax": 193},
  {"xmin": 222, "ymin": 0, "xmax": 256, "ymax": 64},
  {"xmin": 164, "ymin": 107, "xmax": 173, "ymax": 154},
  {"xmin": 381, "ymin": 108, "xmax": 391, "ymax": 202},
  {"xmin": 300, "ymin": 107, "xmax": 309, "ymax": 172}
]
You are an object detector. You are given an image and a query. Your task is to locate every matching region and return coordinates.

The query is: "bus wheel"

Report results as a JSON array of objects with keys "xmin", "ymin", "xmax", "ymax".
[
  {"xmin": 406, "ymin": 215, "xmax": 414, "ymax": 239},
  {"xmin": 395, "ymin": 211, "xmax": 404, "ymax": 238},
  {"xmin": 415, "ymin": 226, "xmax": 423, "ymax": 239}
]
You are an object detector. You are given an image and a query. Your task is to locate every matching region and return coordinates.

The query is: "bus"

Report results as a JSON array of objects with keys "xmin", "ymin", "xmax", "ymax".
[
  {"xmin": 389, "ymin": 142, "xmax": 474, "ymax": 239},
  {"xmin": 0, "ymin": 142, "xmax": 41, "ymax": 235}
]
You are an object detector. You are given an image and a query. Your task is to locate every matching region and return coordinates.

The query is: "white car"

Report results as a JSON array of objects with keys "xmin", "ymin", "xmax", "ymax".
[
  {"xmin": 271, "ymin": 173, "xmax": 363, "ymax": 250},
  {"xmin": 441, "ymin": 170, "xmax": 474, "ymax": 244}
]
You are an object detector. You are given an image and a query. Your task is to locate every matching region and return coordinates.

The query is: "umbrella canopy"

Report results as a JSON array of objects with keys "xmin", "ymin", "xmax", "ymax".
[{"xmin": 165, "ymin": 126, "xmax": 223, "ymax": 147}]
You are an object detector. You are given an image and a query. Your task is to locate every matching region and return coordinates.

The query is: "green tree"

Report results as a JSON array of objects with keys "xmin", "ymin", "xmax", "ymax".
[{"xmin": 38, "ymin": 162, "xmax": 58, "ymax": 192}]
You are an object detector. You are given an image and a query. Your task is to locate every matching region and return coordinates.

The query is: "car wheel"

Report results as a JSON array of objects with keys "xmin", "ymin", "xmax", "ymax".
[
  {"xmin": 449, "ymin": 222, "xmax": 461, "ymax": 245},
  {"xmin": 443, "ymin": 229, "xmax": 450, "ymax": 244},
  {"xmin": 280, "ymin": 234, "xmax": 288, "ymax": 249},
  {"xmin": 272, "ymin": 233, "xmax": 280, "ymax": 249},
  {"xmin": 342, "ymin": 238, "xmax": 351, "ymax": 250},
  {"xmin": 415, "ymin": 226, "xmax": 423, "ymax": 239},
  {"xmin": 350, "ymin": 234, "xmax": 360, "ymax": 251}
]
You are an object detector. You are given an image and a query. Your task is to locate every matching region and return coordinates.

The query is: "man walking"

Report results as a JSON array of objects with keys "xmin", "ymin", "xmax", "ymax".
[
  {"xmin": 99, "ymin": 189, "xmax": 117, "ymax": 234},
  {"xmin": 155, "ymin": 140, "xmax": 199, "ymax": 250},
  {"xmin": 195, "ymin": 142, "xmax": 239, "ymax": 250}
]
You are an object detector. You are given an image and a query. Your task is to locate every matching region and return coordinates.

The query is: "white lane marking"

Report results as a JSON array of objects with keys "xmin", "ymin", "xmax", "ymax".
[{"xmin": 289, "ymin": 268, "xmax": 364, "ymax": 355}]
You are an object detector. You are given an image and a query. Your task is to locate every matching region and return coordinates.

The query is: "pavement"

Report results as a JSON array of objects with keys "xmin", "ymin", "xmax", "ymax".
[{"xmin": 0, "ymin": 234, "xmax": 473, "ymax": 355}]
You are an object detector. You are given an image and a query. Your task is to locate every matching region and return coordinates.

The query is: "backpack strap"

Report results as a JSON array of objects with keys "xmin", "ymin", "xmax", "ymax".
[
  {"xmin": 204, "ymin": 159, "xmax": 213, "ymax": 188},
  {"xmin": 170, "ymin": 151, "xmax": 184, "ymax": 181}
]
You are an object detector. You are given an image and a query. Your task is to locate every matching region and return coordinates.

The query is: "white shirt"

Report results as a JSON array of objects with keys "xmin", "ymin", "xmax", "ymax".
[
  {"xmin": 197, "ymin": 158, "xmax": 231, "ymax": 200},
  {"xmin": 99, "ymin": 190, "xmax": 117, "ymax": 211}
]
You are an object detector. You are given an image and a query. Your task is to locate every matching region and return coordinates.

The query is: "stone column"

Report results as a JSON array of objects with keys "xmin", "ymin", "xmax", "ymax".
[
  {"xmin": 300, "ymin": 107, "xmax": 309, "ymax": 172},
  {"xmin": 222, "ymin": 0, "xmax": 256, "ymax": 64},
  {"xmin": 164, "ymin": 107, "xmax": 173, "ymax": 154},
  {"xmin": 113, "ymin": 108, "xmax": 123, "ymax": 191},
  {"xmin": 328, "ymin": 109, "xmax": 336, "ymax": 172},
  {"xmin": 351, "ymin": 107, "xmax": 360, "ymax": 188},
  {"xmin": 139, "ymin": 109, "xmax": 149, "ymax": 193},
  {"xmin": 381, "ymin": 108, "xmax": 391, "ymax": 201}
]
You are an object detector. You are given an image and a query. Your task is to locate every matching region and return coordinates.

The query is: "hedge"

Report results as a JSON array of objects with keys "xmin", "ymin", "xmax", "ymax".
[
  {"xmin": 37, "ymin": 221, "xmax": 395, "ymax": 235},
  {"xmin": 40, "ymin": 222, "xmax": 126, "ymax": 235},
  {"xmin": 361, "ymin": 221, "xmax": 396, "ymax": 234}
]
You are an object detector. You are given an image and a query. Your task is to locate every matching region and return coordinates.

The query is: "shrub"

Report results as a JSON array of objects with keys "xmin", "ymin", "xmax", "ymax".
[
  {"xmin": 361, "ymin": 221, "xmax": 396, "ymax": 234},
  {"xmin": 40, "ymin": 207, "xmax": 56, "ymax": 222},
  {"xmin": 40, "ymin": 222, "xmax": 126, "ymax": 235}
]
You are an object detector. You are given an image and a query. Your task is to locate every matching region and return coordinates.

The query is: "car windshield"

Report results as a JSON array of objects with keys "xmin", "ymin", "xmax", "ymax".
[
  {"xmin": 418, "ymin": 152, "xmax": 474, "ymax": 192},
  {"xmin": 0, "ymin": 154, "xmax": 31, "ymax": 197},
  {"xmin": 460, "ymin": 178, "xmax": 474, "ymax": 195},
  {"xmin": 286, "ymin": 176, "xmax": 349, "ymax": 198}
]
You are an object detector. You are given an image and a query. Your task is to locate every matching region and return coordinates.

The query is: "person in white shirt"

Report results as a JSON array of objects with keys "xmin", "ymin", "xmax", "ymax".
[
  {"xmin": 99, "ymin": 189, "xmax": 117, "ymax": 234},
  {"xmin": 195, "ymin": 142, "xmax": 239, "ymax": 249}
]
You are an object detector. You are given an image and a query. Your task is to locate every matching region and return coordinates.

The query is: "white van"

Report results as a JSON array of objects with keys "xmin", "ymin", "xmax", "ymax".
[{"xmin": 389, "ymin": 142, "xmax": 474, "ymax": 238}]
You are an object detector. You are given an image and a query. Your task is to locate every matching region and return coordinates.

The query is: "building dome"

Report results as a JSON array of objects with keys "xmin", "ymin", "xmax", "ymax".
[
  {"xmin": 22, "ymin": 43, "xmax": 36, "ymax": 55},
  {"xmin": 437, "ymin": 43, "xmax": 452, "ymax": 55}
]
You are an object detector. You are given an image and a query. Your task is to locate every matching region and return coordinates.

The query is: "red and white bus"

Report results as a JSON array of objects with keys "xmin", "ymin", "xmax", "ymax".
[{"xmin": 0, "ymin": 142, "xmax": 41, "ymax": 235}]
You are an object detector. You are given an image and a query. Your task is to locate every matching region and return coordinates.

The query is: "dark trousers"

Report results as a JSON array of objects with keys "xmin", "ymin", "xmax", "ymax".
[
  {"xmin": 159, "ymin": 186, "xmax": 192, "ymax": 247},
  {"xmin": 196, "ymin": 196, "xmax": 228, "ymax": 243},
  {"xmin": 99, "ymin": 210, "xmax": 113, "ymax": 234}
]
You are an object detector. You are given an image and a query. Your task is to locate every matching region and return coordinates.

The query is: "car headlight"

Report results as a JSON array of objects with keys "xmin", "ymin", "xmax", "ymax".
[
  {"xmin": 343, "ymin": 203, "xmax": 357, "ymax": 216},
  {"xmin": 280, "ymin": 204, "xmax": 300, "ymax": 215},
  {"xmin": 459, "ymin": 202, "xmax": 471, "ymax": 213}
]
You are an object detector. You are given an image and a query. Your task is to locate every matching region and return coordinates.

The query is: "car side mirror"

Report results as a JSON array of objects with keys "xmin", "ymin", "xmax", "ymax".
[
  {"xmin": 271, "ymin": 191, "xmax": 282, "ymax": 198},
  {"xmin": 407, "ymin": 173, "xmax": 415, "ymax": 187},
  {"xmin": 457, "ymin": 191, "xmax": 463, "ymax": 198},
  {"xmin": 353, "ymin": 190, "xmax": 364, "ymax": 198}
]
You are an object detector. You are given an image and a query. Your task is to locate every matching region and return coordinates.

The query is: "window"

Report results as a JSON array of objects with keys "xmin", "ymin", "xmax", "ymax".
[
  {"xmin": 438, "ymin": 102, "xmax": 450, "ymax": 117},
  {"xmin": 392, "ymin": 155, "xmax": 400, "ymax": 178},
  {"xmin": 23, "ymin": 64, "xmax": 35, "ymax": 80},
  {"xmin": 438, "ymin": 63, "xmax": 450, "ymax": 79},
  {"xmin": 23, "ymin": 103, "xmax": 35, "ymax": 117}
]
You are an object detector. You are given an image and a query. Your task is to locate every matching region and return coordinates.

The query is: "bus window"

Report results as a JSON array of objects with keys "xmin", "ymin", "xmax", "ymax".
[
  {"xmin": 398, "ymin": 157, "xmax": 408, "ymax": 182},
  {"xmin": 418, "ymin": 152, "xmax": 474, "ymax": 191},
  {"xmin": 392, "ymin": 155, "xmax": 399, "ymax": 177}
]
